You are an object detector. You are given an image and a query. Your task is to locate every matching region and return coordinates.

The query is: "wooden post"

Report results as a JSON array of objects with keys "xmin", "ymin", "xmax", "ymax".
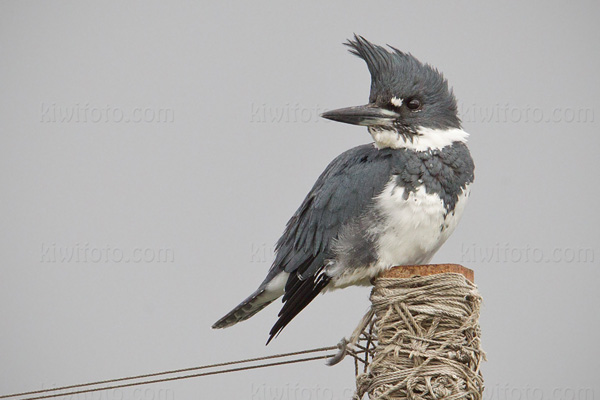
[{"xmin": 354, "ymin": 263, "xmax": 484, "ymax": 400}]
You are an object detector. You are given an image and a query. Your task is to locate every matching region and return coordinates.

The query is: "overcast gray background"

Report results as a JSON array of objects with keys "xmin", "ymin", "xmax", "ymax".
[{"xmin": 1, "ymin": 1, "xmax": 599, "ymax": 399}]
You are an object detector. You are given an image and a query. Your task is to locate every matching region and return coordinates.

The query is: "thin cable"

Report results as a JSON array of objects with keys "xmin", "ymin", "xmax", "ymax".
[
  {"xmin": 0, "ymin": 346, "xmax": 337, "ymax": 400},
  {"xmin": 21, "ymin": 354, "xmax": 336, "ymax": 400}
]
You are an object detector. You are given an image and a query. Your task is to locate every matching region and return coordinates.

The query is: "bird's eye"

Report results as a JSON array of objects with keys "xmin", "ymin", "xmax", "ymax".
[{"xmin": 406, "ymin": 98, "xmax": 422, "ymax": 111}]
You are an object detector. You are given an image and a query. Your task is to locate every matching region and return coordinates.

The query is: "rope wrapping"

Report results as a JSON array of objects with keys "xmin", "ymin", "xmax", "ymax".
[{"xmin": 353, "ymin": 273, "xmax": 485, "ymax": 400}]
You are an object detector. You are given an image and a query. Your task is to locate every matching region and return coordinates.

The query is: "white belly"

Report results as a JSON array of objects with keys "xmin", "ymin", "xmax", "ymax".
[{"xmin": 329, "ymin": 180, "xmax": 470, "ymax": 288}]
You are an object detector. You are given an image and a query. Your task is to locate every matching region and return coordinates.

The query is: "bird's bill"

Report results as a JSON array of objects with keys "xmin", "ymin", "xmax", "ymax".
[{"xmin": 321, "ymin": 104, "xmax": 399, "ymax": 126}]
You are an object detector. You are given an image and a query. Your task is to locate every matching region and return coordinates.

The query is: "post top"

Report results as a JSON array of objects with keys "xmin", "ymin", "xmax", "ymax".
[{"xmin": 380, "ymin": 264, "xmax": 474, "ymax": 283}]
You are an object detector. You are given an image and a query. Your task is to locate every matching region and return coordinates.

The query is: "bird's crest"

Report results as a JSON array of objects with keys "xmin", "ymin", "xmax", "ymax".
[
  {"xmin": 345, "ymin": 34, "xmax": 415, "ymax": 79},
  {"xmin": 344, "ymin": 34, "xmax": 451, "ymax": 107}
]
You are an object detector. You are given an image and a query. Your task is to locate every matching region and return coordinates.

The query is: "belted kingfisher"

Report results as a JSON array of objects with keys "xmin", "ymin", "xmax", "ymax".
[{"xmin": 212, "ymin": 35, "xmax": 474, "ymax": 344}]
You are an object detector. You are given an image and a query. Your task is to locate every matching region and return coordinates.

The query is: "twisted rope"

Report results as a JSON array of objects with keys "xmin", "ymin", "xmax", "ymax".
[{"xmin": 352, "ymin": 273, "xmax": 485, "ymax": 400}]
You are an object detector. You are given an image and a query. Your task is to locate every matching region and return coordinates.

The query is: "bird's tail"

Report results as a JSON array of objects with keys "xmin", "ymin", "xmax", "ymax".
[{"xmin": 212, "ymin": 288, "xmax": 279, "ymax": 329}]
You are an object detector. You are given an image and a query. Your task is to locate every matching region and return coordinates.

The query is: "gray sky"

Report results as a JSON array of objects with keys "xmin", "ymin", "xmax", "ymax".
[{"xmin": 1, "ymin": 1, "xmax": 599, "ymax": 399}]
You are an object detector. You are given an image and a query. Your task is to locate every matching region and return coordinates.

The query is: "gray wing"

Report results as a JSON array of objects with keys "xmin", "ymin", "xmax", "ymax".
[{"xmin": 267, "ymin": 144, "xmax": 399, "ymax": 342}]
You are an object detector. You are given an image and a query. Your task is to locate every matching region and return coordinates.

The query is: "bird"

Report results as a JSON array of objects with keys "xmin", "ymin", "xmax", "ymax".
[{"xmin": 212, "ymin": 35, "xmax": 474, "ymax": 344}]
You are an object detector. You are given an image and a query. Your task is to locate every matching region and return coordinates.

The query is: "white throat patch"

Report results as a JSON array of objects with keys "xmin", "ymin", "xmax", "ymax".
[{"xmin": 369, "ymin": 127, "xmax": 469, "ymax": 151}]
